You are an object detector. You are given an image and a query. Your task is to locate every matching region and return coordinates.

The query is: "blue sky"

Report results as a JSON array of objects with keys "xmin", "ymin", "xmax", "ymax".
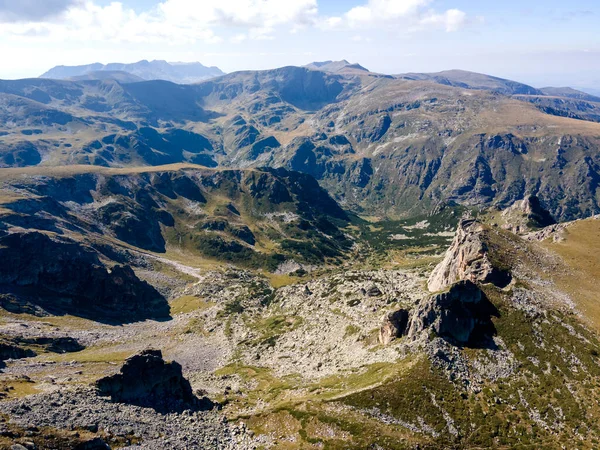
[{"xmin": 0, "ymin": 0, "xmax": 598, "ymax": 91}]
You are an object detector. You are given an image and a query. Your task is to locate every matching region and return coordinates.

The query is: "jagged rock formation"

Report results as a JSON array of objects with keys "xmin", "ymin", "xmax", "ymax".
[
  {"xmin": 407, "ymin": 280, "xmax": 497, "ymax": 345},
  {"xmin": 0, "ymin": 335, "xmax": 83, "ymax": 371},
  {"xmin": 378, "ymin": 309, "xmax": 409, "ymax": 345},
  {"xmin": 0, "ymin": 231, "xmax": 169, "ymax": 323},
  {"xmin": 0, "ymin": 342, "xmax": 34, "ymax": 365},
  {"xmin": 501, "ymin": 195, "xmax": 556, "ymax": 233},
  {"xmin": 427, "ymin": 219, "xmax": 511, "ymax": 292},
  {"xmin": 96, "ymin": 349, "xmax": 213, "ymax": 413}
]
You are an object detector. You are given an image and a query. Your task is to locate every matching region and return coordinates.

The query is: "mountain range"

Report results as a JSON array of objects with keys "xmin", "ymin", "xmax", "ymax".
[
  {"xmin": 3, "ymin": 59, "xmax": 600, "ymax": 449},
  {"xmin": 40, "ymin": 60, "xmax": 225, "ymax": 84},
  {"xmin": 2, "ymin": 62, "xmax": 600, "ymax": 221}
]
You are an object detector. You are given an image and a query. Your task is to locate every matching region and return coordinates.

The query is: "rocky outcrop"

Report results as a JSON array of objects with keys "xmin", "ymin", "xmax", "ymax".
[
  {"xmin": 378, "ymin": 309, "xmax": 409, "ymax": 345},
  {"xmin": 0, "ymin": 335, "xmax": 83, "ymax": 369},
  {"xmin": 0, "ymin": 342, "xmax": 34, "ymax": 365},
  {"xmin": 407, "ymin": 280, "xmax": 497, "ymax": 345},
  {"xmin": 427, "ymin": 219, "xmax": 511, "ymax": 292},
  {"xmin": 0, "ymin": 232, "xmax": 169, "ymax": 323},
  {"xmin": 501, "ymin": 195, "xmax": 556, "ymax": 234},
  {"xmin": 96, "ymin": 349, "xmax": 212, "ymax": 413}
]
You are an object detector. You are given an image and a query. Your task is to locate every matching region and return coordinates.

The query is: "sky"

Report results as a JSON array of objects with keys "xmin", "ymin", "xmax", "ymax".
[{"xmin": 0, "ymin": 0, "xmax": 599, "ymax": 91}]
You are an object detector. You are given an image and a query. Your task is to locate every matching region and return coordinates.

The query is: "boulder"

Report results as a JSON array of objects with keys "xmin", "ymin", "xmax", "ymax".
[
  {"xmin": 366, "ymin": 285, "xmax": 383, "ymax": 297},
  {"xmin": 378, "ymin": 309, "xmax": 409, "ymax": 345},
  {"xmin": 501, "ymin": 195, "xmax": 556, "ymax": 234},
  {"xmin": 407, "ymin": 281, "xmax": 497, "ymax": 346},
  {"xmin": 96, "ymin": 349, "xmax": 213, "ymax": 413}
]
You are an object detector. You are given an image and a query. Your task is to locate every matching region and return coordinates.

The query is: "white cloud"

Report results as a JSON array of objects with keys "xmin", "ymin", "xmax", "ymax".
[
  {"xmin": 421, "ymin": 9, "xmax": 468, "ymax": 32},
  {"xmin": 158, "ymin": 0, "xmax": 317, "ymax": 29},
  {"xmin": 0, "ymin": 0, "xmax": 318, "ymax": 44},
  {"xmin": 323, "ymin": 0, "xmax": 469, "ymax": 33},
  {"xmin": 230, "ymin": 33, "xmax": 247, "ymax": 44},
  {"xmin": 0, "ymin": 0, "xmax": 471, "ymax": 52},
  {"xmin": 351, "ymin": 35, "xmax": 373, "ymax": 42}
]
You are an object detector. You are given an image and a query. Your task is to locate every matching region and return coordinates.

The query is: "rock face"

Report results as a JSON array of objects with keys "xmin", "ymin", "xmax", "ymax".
[
  {"xmin": 427, "ymin": 219, "xmax": 511, "ymax": 292},
  {"xmin": 501, "ymin": 195, "xmax": 556, "ymax": 233},
  {"xmin": 96, "ymin": 349, "xmax": 212, "ymax": 413},
  {"xmin": 407, "ymin": 281, "xmax": 497, "ymax": 345},
  {"xmin": 0, "ymin": 342, "xmax": 34, "ymax": 365},
  {"xmin": 378, "ymin": 309, "xmax": 409, "ymax": 345},
  {"xmin": 0, "ymin": 232, "xmax": 169, "ymax": 323}
]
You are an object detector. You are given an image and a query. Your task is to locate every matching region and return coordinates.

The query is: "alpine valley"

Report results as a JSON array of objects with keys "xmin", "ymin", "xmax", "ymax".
[{"xmin": 0, "ymin": 61, "xmax": 600, "ymax": 449}]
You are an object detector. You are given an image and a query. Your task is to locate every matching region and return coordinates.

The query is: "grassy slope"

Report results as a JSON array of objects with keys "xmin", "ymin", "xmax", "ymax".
[
  {"xmin": 217, "ymin": 222, "xmax": 600, "ymax": 449},
  {"xmin": 541, "ymin": 218, "xmax": 600, "ymax": 330}
]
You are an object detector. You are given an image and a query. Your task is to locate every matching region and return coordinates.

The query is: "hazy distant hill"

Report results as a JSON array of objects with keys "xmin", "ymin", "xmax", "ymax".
[
  {"xmin": 397, "ymin": 69, "xmax": 543, "ymax": 96},
  {"xmin": 67, "ymin": 70, "xmax": 145, "ymax": 83},
  {"xmin": 540, "ymin": 86, "xmax": 600, "ymax": 103},
  {"xmin": 305, "ymin": 60, "xmax": 369, "ymax": 73},
  {"xmin": 40, "ymin": 60, "xmax": 225, "ymax": 84}
]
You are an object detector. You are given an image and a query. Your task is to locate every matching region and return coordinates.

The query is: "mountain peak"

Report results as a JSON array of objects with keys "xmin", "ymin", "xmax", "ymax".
[{"xmin": 304, "ymin": 59, "xmax": 369, "ymax": 74}]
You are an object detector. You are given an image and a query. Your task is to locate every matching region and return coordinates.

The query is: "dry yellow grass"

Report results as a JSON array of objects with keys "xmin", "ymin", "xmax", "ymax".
[
  {"xmin": 542, "ymin": 219, "xmax": 600, "ymax": 330},
  {"xmin": 170, "ymin": 296, "xmax": 215, "ymax": 315},
  {"xmin": 0, "ymin": 163, "xmax": 265, "ymax": 182}
]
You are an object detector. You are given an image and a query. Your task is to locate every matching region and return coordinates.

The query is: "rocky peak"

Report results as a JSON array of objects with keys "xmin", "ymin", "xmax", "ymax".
[
  {"xmin": 427, "ymin": 218, "xmax": 512, "ymax": 292},
  {"xmin": 96, "ymin": 349, "xmax": 213, "ymax": 413},
  {"xmin": 378, "ymin": 309, "xmax": 409, "ymax": 345}
]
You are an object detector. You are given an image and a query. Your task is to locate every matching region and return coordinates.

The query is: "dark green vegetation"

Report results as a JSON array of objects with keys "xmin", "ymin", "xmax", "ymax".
[{"xmin": 352, "ymin": 203, "xmax": 467, "ymax": 253}]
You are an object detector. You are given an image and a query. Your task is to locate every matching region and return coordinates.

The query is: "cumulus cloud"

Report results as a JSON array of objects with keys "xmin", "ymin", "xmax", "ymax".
[
  {"xmin": 0, "ymin": 0, "xmax": 80, "ymax": 23},
  {"xmin": 0, "ymin": 0, "xmax": 319, "ymax": 43},
  {"xmin": 0, "ymin": 0, "xmax": 469, "ymax": 45},
  {"xmin": 158, "ymin": 0, "xmax": 318, "ymax": 30},
  {"xmin": 323, "ymin": 0, "xmax": 469, "ymax": 32}
]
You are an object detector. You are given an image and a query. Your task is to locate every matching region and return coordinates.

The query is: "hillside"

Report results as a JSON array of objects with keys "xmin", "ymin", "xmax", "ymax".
[
  {"xmin": 3, "ymin": 65, "xmax": 600, "ymax": 222},
  {"xmin": 2, "ymin": 181, "xmax": 600, "ymax": 447},
  {"xmin": 396, "ymin": 69, "xmax": 543, "ymax": 95}
]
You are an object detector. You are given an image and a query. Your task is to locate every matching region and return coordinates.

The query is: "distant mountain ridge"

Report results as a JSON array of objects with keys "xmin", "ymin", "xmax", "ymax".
[
  {"xmin": 304, "ymin": 60, "xmax": 370, "ymax": 74},
  {"xmin": 540, "ymin": 86, "xmax": 600, "ymax": 103},
  {"xmin": 396, "ymin": 69, "xmax": 543, "ymax": 96},
  {"xmin": 40, "ymin": 60, "xmax": 225, "ymax": 84}
]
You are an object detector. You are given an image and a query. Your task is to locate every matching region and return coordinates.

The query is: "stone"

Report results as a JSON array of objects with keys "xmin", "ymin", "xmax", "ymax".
[
  {"xmin": 408, "ymin": 280, "xmax": 498, "ymax": 345},
  {"xmin": 378, "ymin": 309, "xmax": 409, "ymax": 345},
  {"xmin": 95, "ymin": 349, "xmax": 213, "ymax": 413},
  {"xmin": 427, "ymin": 219, "xmax": 511, "ymax": 292},
  {"xmin": 366, "ymin": 286, "xmax": 383, "ymax": 297},
  {"xmin": 73, "ymin": 437, "xmax": 110, "ymax": 450}
]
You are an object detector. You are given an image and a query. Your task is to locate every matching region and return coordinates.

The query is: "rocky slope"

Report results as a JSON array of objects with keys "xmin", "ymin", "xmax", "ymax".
[
  {"xmin": 0, "ymin": 165, "xmax": 351, "ymax": 272},
  {"xmin": 1, "ymin": 201, "xmax": 600, "ymax": 448}
]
